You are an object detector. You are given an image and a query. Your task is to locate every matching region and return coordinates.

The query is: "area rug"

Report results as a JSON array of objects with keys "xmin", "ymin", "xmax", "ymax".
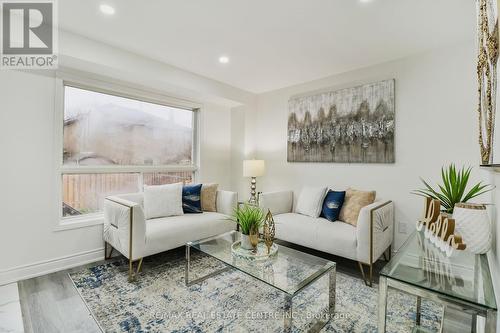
[{"xmin": 70, "ymin": 250, "xmax": 442, "ymax": 332}]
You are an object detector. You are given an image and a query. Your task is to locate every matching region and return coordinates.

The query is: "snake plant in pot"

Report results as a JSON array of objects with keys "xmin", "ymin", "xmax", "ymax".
[
  {"xmin": 413, "ymin": 164, "xmax": 494, "ymax": 254},
  {"xmin": 232, "ymin": 204, "xmax": 264, "ymax": 250},
  {"xmin": 412, "ymin": 164, "xmax": 493, "ymax": 214}
]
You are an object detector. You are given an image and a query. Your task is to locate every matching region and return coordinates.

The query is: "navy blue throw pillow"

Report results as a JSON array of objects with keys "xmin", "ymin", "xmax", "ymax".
[
  {"xmin": 182, "ymin": 184, "xmax": 202, "ymax": 213},
  {"xmin": 321, "ymin": 190, "xmax": 345, "ymax": 222}
]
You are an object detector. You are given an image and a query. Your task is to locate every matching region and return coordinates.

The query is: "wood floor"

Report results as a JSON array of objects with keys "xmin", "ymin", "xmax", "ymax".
[
  {"xmin": 17, "ymin": 243, "xmax": 386, "ymax": 333},
  {"xmin": 18, "ymin": 241, "xmax": 471, "ymax": 333},
  {"xmin": 16, "ymin": 243, "xmax": 474, "ymax": 333},
  {"xmin": 18, "ymin": 261, "xmax": 105, "ymax": 333}
]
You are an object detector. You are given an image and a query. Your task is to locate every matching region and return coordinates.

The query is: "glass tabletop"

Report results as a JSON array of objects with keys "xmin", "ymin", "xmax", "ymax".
[
  {"xmin": 188, "ymin": 231, "xmax": 335, "ymax": 296},
  {"xmin": 381, "ymin": 231, "xmax": 497, "ymax": 310}
]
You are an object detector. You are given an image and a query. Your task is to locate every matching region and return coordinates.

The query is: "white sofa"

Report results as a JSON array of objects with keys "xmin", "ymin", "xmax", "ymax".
[
  {"xmin": 259, "ymin": 190, "xmax": 394, "ymax": 286},
  {"xmin": 103, "ymin": 190, "xmax": 238, "ymax": 281}
]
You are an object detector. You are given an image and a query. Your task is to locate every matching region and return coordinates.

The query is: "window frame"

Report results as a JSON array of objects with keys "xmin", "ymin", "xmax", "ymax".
[{"xmin": 53, "ymin": 74, "xmax": 201, "ymax": 231}]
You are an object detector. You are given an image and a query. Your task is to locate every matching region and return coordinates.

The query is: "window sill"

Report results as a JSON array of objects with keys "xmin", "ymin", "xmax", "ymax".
[{"xmin": 54, "ymin": 214, "xmax": 104, "ymax": 232}]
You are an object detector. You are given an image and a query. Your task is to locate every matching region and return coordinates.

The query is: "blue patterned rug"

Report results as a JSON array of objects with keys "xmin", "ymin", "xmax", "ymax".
[{"xmin": 69, "ymin": 250, "xmax": 442, "ymax": 332}]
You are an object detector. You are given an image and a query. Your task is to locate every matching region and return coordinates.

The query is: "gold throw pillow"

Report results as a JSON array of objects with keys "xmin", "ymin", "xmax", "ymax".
[
  {"xmin": 339, "ymin": 188, "xmax": 376, "ymax": 226},
  {"xmin": 201, "ymin": 183, "xmax": 218, "ymax": 212}
]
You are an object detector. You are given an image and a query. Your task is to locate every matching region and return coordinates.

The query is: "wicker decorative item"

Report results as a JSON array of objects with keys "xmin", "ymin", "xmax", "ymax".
[
  {"xmin": 263, "ymin": 209, "xmax": 276, "ymax": 254},
  {"xmin": 477, "ymin": 0, "xmax": 498, "ymax": 164}
]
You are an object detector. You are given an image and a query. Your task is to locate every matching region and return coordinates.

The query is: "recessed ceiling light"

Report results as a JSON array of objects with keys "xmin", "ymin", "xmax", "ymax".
[
  {"xmin": 99, "ymin": 4, "xmax": 115, "ymax": 15},
  {"xmin": 218, "ymin": 56, "xmax": 229, "ymax": 64},
  {"xmin": 359, "ymin": 0, "xmax": 373, "ymax": 3}
]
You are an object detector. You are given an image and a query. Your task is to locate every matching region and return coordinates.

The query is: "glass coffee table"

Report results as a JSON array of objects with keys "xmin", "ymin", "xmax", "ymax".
[
  {"xmin": 378, "ymin": 231, "xmax": 497, "ymax": 332},
  {"xmin": 185, "ymin": 230, "xmax": 336, "ymax": 332}
]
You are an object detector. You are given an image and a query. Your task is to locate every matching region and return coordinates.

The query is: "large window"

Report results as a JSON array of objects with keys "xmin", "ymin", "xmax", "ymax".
[{"xmin": 61, "ymin": 85, "xmax": 197, "ymax": 219}]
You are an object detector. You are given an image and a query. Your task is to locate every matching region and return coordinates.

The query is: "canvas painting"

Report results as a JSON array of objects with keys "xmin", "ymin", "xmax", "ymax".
[{"xmin": 287, "ymin": 79, "xmax": 395, "ymax": 163}]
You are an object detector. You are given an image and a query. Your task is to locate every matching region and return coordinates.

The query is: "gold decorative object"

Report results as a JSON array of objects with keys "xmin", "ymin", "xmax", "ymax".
[
  {"xmin": 263, "ymin": 209, "xmax": 276, "ymax": 254},
  {"xmin": 415, "ymin": 198, "xmax": 466, "ymax": 257},
  {"xmin": 249, "ymin": 225, "xmax": 259, "ymax": 253},
  {"xmin": 231, "ymin": 241, "xmax": 278, "ymax": 260},
  {"xmin": 477, "ymin": 0, "xmax": 498, "ymax": 164}
]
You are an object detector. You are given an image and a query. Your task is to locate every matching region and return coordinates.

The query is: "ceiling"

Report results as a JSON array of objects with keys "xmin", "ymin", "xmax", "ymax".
[{"xmin": 59, "ymin": 0, "xmax": 476, "ymax": 94}]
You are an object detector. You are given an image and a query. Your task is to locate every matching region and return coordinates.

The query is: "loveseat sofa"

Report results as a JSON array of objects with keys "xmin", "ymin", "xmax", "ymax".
[
  {"xmin": 103, "ymin": 190, "xmax": 237, "ymax": 281},
  {"xmin": 259, "ymin": 190, "xmax": 394, "ymax": 286}
]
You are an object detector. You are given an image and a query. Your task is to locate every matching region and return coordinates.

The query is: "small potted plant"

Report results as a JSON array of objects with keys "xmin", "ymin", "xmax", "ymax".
[
  {"xmin": 413, "ymin": 164, "xmax": 494, "ymax": 253},
  {"xmin": 232, "ymin": 204, "xmax": 264, "ymax": 250},
  {"xmin": 413, "ymin": 164, "xmax": 493, "ymax": 214}
]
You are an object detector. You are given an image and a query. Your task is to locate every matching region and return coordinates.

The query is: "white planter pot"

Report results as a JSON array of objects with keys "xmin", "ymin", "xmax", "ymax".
[
  {"xmin": 240, "ymin": 234, "xmax": 253, "ymax": 250},
  {"xmin": 453, "ymin": 203, "xmax": 492, "ymax": 254}
]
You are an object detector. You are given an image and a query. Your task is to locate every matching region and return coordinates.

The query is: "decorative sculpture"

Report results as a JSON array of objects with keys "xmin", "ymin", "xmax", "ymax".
[
  {"xmin": 249, "ymin": 225, "xmax": 259, "ymax": 253},
  {"xmin": 415, "ymin": 198, "xmax": 466, "ymax": 257},
  {"xmin": 263, "ymin": 209, "xmax": 275, "ymax": 254},
  {"xmin": 477, "ymin": 0, "xmax": 498, "ymax": 164}
]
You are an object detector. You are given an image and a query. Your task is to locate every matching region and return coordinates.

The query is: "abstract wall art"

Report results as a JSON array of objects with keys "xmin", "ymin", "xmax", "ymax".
[{"xmin": 287, "ymin": 79, "xmax": 395, "ymax": 163}]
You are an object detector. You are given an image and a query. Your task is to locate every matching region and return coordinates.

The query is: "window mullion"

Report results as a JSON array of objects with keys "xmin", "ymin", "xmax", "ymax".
[{"xmin": 61, "ymin": 165, "xmax": 197, "ymax": 174}]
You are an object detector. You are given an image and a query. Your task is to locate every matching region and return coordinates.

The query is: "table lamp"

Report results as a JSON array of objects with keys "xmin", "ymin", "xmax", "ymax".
[{"xmin": 243, "ymin": 160, "xmax": 265, "ymax": 205}]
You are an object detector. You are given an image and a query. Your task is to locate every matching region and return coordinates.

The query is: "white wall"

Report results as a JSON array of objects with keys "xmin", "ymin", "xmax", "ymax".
[
  {"xmin": 0, "ymin": 33, "xmax": 486, "ymax": 286},
  {"xmin": 0, "ymin": 32, "xmax": 245, "ymax": 284},
  {"xmin": 0, "ymin": 70, "xmax": 105, "ymax": 280},
  {"xmin": 199, "ymin": 103, "xmax": 233, "ymax": 189},
  {"xmin": 230, "ymin": 104, "xmax": 259, "ymax": 199},
  {"xmin": 248, "ymin": 41, "xmax": 480, "ymax": 250}
]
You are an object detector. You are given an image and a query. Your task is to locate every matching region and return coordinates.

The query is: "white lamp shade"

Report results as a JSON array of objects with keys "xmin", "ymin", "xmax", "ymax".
[{"xmin": 243, "ymin": 160, "xmax": 265, "ymax": 177}]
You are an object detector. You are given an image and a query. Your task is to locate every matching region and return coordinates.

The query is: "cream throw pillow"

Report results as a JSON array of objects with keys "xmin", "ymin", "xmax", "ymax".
[
  {"xmin": 201, "ymin": 183, "xmax": 218, "ymax": 212},
  {"xmin": 339, "ymin": 188, "xmax": 376, "ymax": 226},
  {"xmin": 143, "ymin": 183, "xmax": 183, "ymax": 219},
  {"xmin": 295, "ymin": 186, "xmax": 328, "ymax": 218}
]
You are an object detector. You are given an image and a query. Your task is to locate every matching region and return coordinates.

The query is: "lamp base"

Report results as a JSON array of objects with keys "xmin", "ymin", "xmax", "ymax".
[
  {"xmin": 248, "ymin": 197, "xmax": 258, "ymax": 205},
  {"xmin": 248, "ymin": 177, "xmax": 258, "ymax": 205}
]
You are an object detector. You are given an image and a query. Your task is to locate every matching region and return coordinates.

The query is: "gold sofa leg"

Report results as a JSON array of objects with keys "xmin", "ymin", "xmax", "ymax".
[
  {"xmin": 104, "ymin": 242, "xmax": 115, "ymax": 260},
  {"xmin": 128, "ymin": 258, "xmax": 144, "ymax": 282},
  {"xmin": 358, "ymin": 261, "xmax": 373, "ymax": 287},
  {"xmin": 105, "ymin": 242, "xmax": 142, "ymax": 281},
  {"xmin": 383, "ymin": 245, "xmax": 392, "ymax": 261},
  {"xmin": 359, "ymin": 244, "xmax": 392, "ymax": 287},
  {"xmin": 137, "ymin": 258, "xmax": 144, "ymax": 273}
]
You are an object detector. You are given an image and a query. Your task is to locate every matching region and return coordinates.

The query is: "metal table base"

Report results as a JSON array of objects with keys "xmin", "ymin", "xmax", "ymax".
[
  {"xmin": 378, "ymin": 276, "xmax": 497, "ymax": 332},
  {"xmin": 185, "ymin": 243, "xmax": 336, "ymax": 332}
]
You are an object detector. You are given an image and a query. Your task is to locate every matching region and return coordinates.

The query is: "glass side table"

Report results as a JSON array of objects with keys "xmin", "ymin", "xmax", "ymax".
[{"xmin": 378, "ymin": 231, "xmax": 497, "ymax": 332}]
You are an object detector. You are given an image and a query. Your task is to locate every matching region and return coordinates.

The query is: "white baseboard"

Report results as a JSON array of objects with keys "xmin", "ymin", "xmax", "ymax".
[{"xmin": 0, "ymin": 248, "xmax": 104, "ymax": 286}]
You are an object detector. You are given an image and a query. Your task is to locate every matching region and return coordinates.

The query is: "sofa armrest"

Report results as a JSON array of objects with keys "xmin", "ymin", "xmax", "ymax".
[
  {"xmin": 356, "ymin": 200, "xmax": 394, "ymax": 264},
  {"xmin": 259, "ymin": 190, "xmax": 293, "ymax": 215},
  {"xmin": 216, "ymin": 190, "xmax": 238, "ymax": 216},
  {"xmin": 103, "ymin": 195, "xmax": 146, "ymax": 261}
]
